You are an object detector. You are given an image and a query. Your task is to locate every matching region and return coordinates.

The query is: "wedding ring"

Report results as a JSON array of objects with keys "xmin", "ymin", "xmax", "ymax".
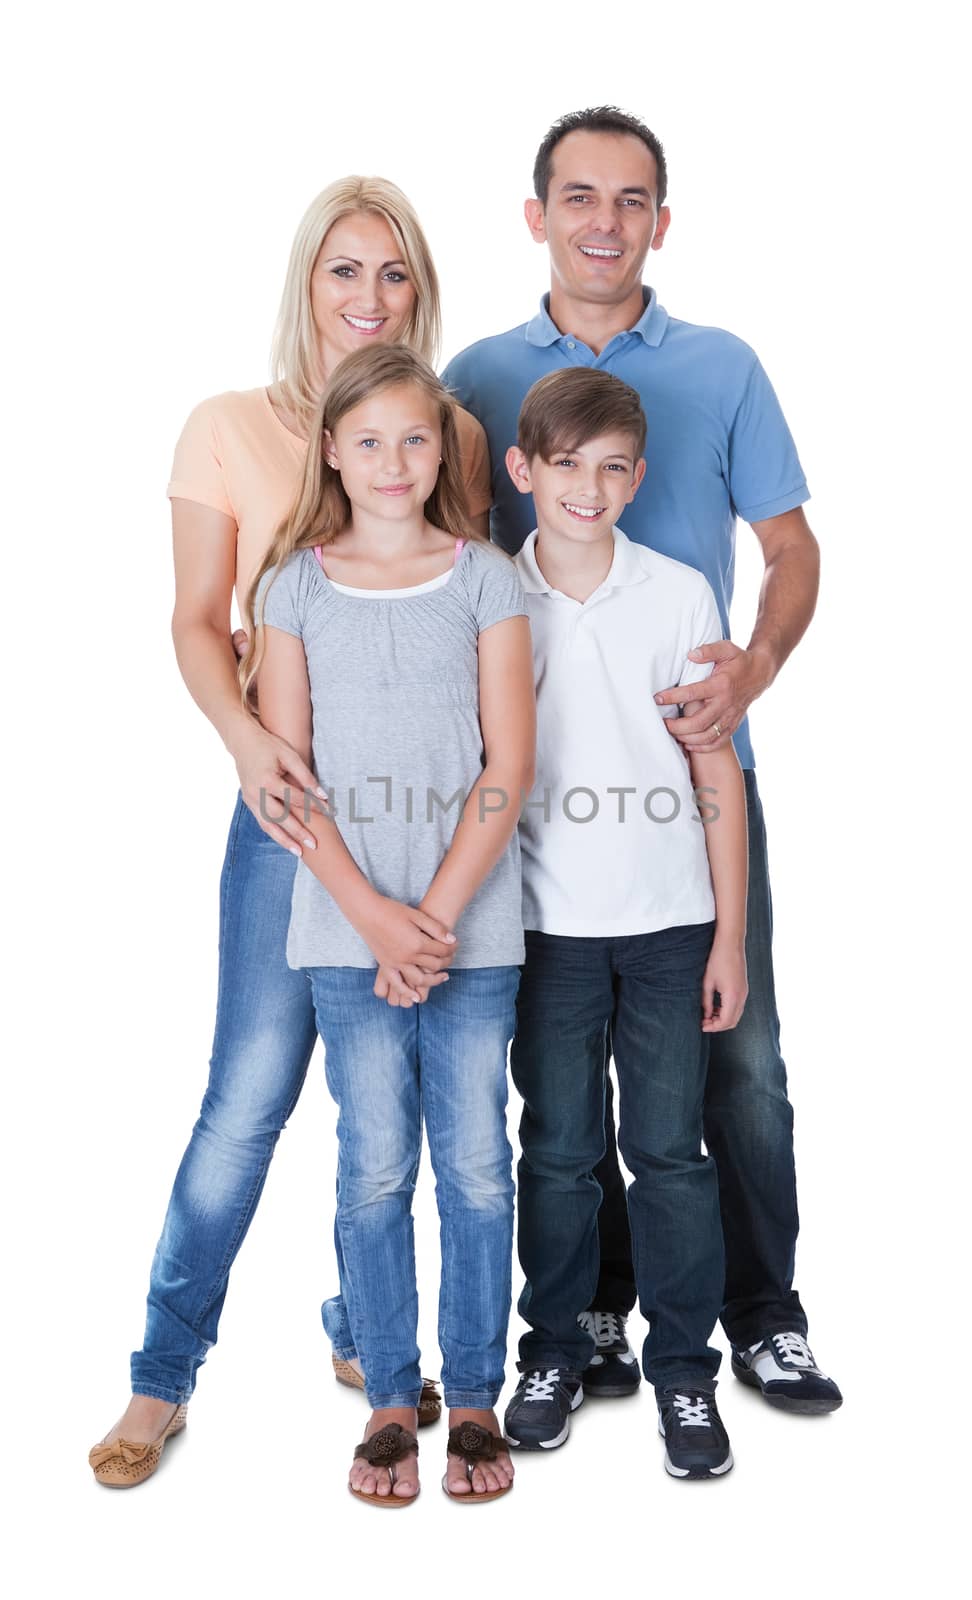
[{"xmin": 712, "ymin": 721, "xmax": 723, "ymax": 737}]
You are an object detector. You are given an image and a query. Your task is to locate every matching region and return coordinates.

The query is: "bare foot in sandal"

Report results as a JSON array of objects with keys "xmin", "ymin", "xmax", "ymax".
[
  {"xmin": 444, "ymin": 1409, "xmax": 514, "ymax": 1498},
  {"xmin": 349, "ymin": 1408, "xmax": 420, "ymax": 1503}
]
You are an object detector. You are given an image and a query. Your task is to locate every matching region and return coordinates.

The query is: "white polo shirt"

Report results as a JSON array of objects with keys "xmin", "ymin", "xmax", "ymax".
[{"xmin": 514, "ymin": 526, "xmax": 721, "ymax": 937}]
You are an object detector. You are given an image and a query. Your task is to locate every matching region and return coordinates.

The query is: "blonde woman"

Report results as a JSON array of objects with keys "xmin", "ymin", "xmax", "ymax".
[{"xmin": 89, "ymin": 179, "xmax": 492, "ymax": 1489}]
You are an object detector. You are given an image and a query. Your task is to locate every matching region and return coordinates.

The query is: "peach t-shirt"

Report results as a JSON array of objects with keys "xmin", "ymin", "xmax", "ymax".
[{"xmin": 166, "ymin": 386, "xmax": 493, "ymax": 606}]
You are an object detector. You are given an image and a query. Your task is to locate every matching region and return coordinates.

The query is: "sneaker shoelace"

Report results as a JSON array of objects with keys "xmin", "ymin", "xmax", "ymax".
[
  {"xmin": 672, "ymin": 1393, "xmax": 711, "ymax": 1429},
  {"xmin": 577, "ymin": 1310, "xmax": 626, "ymax": 1350},
  {"xmin": 523, "ymin": 1368, "xmax": 564, "ymax": 1402},
  {"xmin": 772, "ymin": 1332, "xmax": 817, "ymax": 1371},
  {"xmin": 591, "ymin": 1311, "xmax": 624, "ymax": 1349}
]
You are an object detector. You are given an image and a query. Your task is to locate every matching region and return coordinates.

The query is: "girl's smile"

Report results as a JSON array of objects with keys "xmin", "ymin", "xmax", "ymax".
[{"xmin": 327, "ymin": 382, "xmax": 442, "ymax": 520}]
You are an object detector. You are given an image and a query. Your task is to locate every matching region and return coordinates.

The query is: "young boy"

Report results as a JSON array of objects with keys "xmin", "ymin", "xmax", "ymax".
[{"xmin": 502, "ymin": 368, "xmax": 749, "ymax": 1479}]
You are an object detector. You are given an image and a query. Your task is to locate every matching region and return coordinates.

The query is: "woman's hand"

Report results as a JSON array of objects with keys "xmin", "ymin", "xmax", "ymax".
[
  {"xmin": 701, "ymin": 935, "xmax": 748, "ymax": 1033},
  {"xmin": 355, "ymin": 898, "xmax": 458, "ymax": 979},
  {"xmin": 231, "ymin": 717, "xmax": 329, "ymax": 855}
]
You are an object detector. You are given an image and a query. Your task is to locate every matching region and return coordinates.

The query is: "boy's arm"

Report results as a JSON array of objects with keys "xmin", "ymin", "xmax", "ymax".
[
  {"xmin": 687, "ymin": 733, "xmax": 749, "ymax": 1031},
  {"xmin": 257, "ymin": 627, "xmax": 457, "ymax": 988},
  {"xmin": 420, "ymin": 616, "xmax": 536, "ymax": 928}
]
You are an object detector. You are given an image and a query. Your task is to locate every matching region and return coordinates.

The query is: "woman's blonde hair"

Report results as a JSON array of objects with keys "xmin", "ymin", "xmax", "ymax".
[
  {"xmin": 239, "ymin": 345, "xmax": 485, "ymax": 706},
  {"xmin": 270, "ymin": 176, "xmax": 442, "ymax": 436}
]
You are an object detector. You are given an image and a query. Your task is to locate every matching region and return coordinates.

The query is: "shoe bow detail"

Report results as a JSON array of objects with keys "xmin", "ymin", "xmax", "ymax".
[{"xmin": 89, "ymin": 1437, "xmax": 154, "ymax": 1470}]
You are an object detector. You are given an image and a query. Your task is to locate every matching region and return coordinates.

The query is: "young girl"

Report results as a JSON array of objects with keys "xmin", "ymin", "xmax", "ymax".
[{"xmin": 242, "ymin": 344, "xmax": 535, "ymax": 1506}]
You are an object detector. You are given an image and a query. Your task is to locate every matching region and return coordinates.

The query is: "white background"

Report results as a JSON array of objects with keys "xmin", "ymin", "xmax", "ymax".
[{"xmin": 4, "ymin": 1, "xmax": 967, "ymax": 1594}]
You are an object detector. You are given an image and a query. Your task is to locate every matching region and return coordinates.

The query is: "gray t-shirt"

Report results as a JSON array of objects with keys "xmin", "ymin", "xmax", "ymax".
[{"xmin": 256, "ymin": 540, "xmax": 528, "ymax": 970}]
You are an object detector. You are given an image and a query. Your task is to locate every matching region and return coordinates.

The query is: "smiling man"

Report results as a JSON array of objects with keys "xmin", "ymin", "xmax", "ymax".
[{"xmin": 443, "ymin": 106, "xmax": 842, "ymax": 1425}]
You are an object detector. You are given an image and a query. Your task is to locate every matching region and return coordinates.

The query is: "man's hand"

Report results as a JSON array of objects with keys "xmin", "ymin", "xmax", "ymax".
[{"xmin": 654, "ymin": 640, "xmax": 775, "ymax": 752}]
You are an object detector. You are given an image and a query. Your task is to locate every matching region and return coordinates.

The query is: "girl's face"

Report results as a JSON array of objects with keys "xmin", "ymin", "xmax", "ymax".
[
  {"xmin": 325, "ymin": 383, "xmax": 443, "ymax": 523},
  {"xmin": 311, "ymin": 212, "xmax": 418, "ymax": 378}
]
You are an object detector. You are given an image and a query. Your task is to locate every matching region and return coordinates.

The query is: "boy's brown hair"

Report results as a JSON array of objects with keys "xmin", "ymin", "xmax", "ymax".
[{"xmin": 517, "ymin": 368, "xmax": 647, "ymax": 464}]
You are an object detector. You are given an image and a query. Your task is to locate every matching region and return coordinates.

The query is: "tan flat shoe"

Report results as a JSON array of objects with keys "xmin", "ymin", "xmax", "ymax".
[
  {"xmin": 89, "ymin": 1404, "xmax": 188, "ymax": 1488},
  {"xmin": 332, "ymin": 1353, "xmax": 442, "ymax": 1427}
]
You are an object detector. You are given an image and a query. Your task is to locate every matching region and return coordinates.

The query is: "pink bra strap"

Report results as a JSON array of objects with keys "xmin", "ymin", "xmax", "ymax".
[{"xmin": 313, "ymin": 545, "xmax": 325, "ymax": 569}]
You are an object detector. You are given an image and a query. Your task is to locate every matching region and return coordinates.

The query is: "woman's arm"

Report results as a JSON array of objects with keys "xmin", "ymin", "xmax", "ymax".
[
  {"xmin": 419, "ymin": 615, "xmax": 536, "ymax": 930},
  {"xmin": 170, "ymin": 497, "xmax": 323, "ymax": 851},
  {"xmin": 258, "ymin": 624, "xmax": 459, "ymax": 995},
  {"xmin": 688, "ymin": 737, "xmax": 749, "ymax": 1031}
]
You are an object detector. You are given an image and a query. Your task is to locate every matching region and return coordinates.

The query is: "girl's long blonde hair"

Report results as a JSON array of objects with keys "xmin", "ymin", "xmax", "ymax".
[
  {"xmin": 239, "ymin": 345, "xmax": 486, "ymax": 707},
  {"xmin": 270, "ymin": 176, "xmax": 442, "ymax": 436}
]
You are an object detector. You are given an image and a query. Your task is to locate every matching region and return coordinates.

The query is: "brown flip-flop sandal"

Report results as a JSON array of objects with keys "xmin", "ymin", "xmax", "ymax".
[
  {"xmin": 88, "ymin": 1403, "xmax": 188, "ymax": 1489},
  {"xmin": 332, "ymin": 1353, "xmax": 442, "ymax": 1427},
  {"xmin": 349, "ymin": 1422, "xmax": 420, "ymax": 1508},
  {"xmin": 441, "ymin": 1421, "xmax": 514, "ymax": 1504}
]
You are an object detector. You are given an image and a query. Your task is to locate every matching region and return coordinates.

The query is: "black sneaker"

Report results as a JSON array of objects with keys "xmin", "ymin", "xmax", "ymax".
[
  {"xmin": 731, "ymin": 1331, "xmax": 843, "ymax": 1415},
  {"xmin": 503, "ymin": 1368, "xmax": 584, "ymax": 1450},
  {"xmin": 657, "ymin": 1389, "xmax": 733, "ymax": 1479},
  {"xmin": 578, "ymin": 1310, "xmax": 642, "ymax": 1397}
]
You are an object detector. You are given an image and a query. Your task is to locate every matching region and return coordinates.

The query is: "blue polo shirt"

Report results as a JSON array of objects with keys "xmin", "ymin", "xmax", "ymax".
[{"xmin": 442, "ymin": 289, "xmax": 810, "ymax": 769}]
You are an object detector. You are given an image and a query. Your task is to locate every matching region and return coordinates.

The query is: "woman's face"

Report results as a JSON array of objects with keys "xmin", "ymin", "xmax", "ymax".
[{"xmin": 311, "ymin": 212, "xmax": 418, "ymax": 379}]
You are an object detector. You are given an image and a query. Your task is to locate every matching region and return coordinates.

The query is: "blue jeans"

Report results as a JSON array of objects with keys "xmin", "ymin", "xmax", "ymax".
[
  {"xmin": 131, "ymin": 794, "xmax": 319, "ymax": 1403},
  {"xmin": 308, "ymin": 965, "xmax": 519, "ymax": 1409},
  {"xmin": 511, "ymin": 921, "xmax": 723, "ymax": 1392},
  {"xmin": 592, "ymin": 769, "xmax": 807, "ymax": 1348}
]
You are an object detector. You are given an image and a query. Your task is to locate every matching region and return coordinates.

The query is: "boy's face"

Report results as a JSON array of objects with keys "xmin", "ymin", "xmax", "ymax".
[{"xmin": 506, "ymin": 431, "xmax": 646, "ymax": 543}]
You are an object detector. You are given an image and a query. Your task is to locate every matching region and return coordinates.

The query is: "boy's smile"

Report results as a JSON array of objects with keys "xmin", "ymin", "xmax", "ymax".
[{"xmin": 507, "ymin": 430, "xmax": 646, "ymax": 548}]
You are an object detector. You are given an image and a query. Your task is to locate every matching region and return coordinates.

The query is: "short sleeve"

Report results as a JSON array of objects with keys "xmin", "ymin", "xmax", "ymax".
[
  {"xmin": 468, "ymin": 548, "xmax": 528, "ymax": 635},
  {"xmin": 455, "ymin": 406, "xmax": 493, "ymax": 517},
  {"xmin": 167, "ymin": 399, "xmax": 235, "ymax": 516},
  {"xmin": 255, "ymin": 556, "xmax": 304, "ymax": 639},
  {"xmin": 677, "ymin": 578, "xmax": 724, "ymax": 690},
  {"xmin": 728, "ymin": 358, "xmax": 809, "ymax": 524}
]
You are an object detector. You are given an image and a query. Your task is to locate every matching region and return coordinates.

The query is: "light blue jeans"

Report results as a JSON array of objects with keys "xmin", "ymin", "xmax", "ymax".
[
  {"xmin": 131, "ymin": 794, "xmax": 319, "ymax": 1403},
  {"xmin": 308, "ymin": 964, "xmax": 519, "ymax": 1410}
]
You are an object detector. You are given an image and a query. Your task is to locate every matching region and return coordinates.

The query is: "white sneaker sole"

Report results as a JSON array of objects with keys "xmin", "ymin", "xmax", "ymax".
[
  {"xmin": 658, "ymin": 1418, "xmax": 733, "ymax": 1478},
  {"xmin": 506, "ymin": 1384, "xmax": 584, "ymax": 1450}
]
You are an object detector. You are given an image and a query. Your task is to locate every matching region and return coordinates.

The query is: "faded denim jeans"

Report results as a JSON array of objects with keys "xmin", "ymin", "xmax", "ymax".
[
  {"xmin": 132, "ymin": 793, "xmax": 318, "ymax": 1403},
  {"xmin": 310, "ymin": 964, "xmax": 519, "ymax": 1410}
]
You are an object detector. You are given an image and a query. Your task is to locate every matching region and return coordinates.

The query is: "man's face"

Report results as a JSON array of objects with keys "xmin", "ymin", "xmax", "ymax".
[{"xmin": 524, "ymin": 130, "xmax": 670, "ymax": 307}]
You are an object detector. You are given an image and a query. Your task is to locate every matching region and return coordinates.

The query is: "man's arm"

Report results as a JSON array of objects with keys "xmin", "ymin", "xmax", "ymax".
[{"xmin": 655, "ymin": 506, "xmax": 820, "ymax": 752}]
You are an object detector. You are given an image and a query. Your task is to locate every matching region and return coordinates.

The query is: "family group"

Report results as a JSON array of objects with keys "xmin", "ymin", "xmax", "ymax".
[{"xmin": 89, "ymin": 106, "xmax": 841, "ymax": 1505}]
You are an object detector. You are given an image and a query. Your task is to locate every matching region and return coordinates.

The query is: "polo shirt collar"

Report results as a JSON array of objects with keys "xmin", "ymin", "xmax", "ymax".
[
  {"xmin": 518, "ymin": 526, "xmax": 649, "ymax": 596},
  {"xmin": 524, "ymin": 288, "xmax": 668, "ymax": 349}
]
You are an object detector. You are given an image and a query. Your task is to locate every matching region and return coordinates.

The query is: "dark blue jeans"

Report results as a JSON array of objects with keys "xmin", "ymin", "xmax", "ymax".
[
  {"xmin": 592, "ymin": 769, "xmax": 807, "ymax": 1348},
  {"xmin": 511, "ymin": 920, "xmax": 724, "ymax": 1391}
]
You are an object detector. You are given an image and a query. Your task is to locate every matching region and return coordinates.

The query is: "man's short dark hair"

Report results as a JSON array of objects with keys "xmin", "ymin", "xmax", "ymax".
[
  {"xmin": 517, "ymin": 368, "xmax": 647, "ymax": 465},
  {"xmin": 533, "ymin": 106, "xmax": 668, "ymax": 208}
]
